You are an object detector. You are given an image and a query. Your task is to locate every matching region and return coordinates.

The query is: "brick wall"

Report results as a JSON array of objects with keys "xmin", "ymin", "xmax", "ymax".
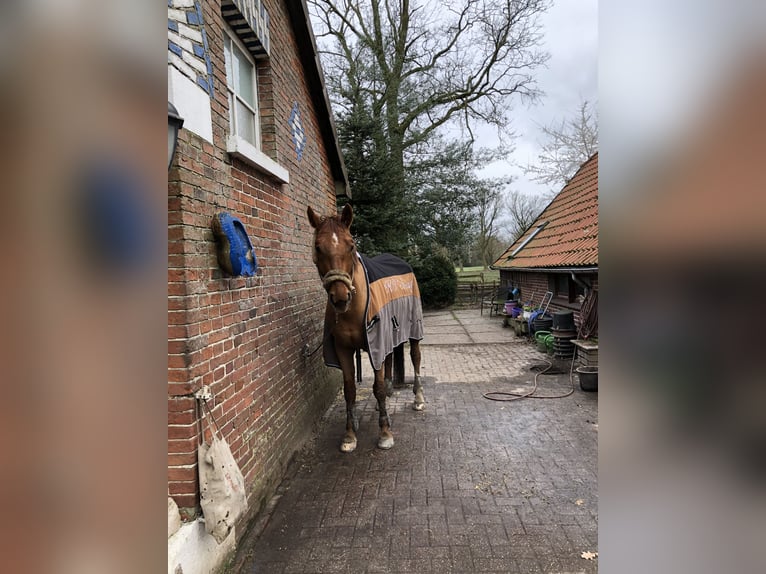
[
  {"xmin": 168, "ymin": 0, "xmax": 341, "ymax": 522},
  {"xmin": 501, "ymin": 270, "xmax": 598, "ymax": 328}
]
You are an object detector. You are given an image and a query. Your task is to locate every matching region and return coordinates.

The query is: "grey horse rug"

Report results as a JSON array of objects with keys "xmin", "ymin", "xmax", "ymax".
[{"xmin": 324, "ymin": 253, "xmax": 424, "ymax": 371}]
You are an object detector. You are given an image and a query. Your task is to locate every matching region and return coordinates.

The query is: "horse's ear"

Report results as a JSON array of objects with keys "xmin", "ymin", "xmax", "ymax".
[
  {"xmin": 340, "ymin": 203, "xmax": 353, "ymax": 228},
  {"xmin": 307, "ymin": 206, "xmax": 322, "ymax": 229}
]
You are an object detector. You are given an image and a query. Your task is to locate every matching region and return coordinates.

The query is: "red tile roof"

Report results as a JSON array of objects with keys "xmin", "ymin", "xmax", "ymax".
[{"xmin": 493, "ymin": 153, "xmax": 598, "ymax": 269}]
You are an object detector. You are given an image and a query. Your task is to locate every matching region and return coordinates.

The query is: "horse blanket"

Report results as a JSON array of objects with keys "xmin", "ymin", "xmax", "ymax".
[{"xmin": 324, "ymin": 253, "xmax": 424, "ymax": 371}]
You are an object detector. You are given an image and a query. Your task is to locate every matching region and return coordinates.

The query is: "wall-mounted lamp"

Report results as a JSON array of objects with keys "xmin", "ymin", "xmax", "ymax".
[{"xmin": 168, "ymin": 101, "xmax": 185, "ymax": 170}]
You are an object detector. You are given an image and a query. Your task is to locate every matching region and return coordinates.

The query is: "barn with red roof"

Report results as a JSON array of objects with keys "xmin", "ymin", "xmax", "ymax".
[{"xmin": 492, "ymin": 153, "xmax": 598, "ymax": 331}]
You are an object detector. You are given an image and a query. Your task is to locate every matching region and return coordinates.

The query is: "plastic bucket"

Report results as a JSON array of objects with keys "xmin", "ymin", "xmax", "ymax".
[
  {"xmin": 533, "ymin": 314, "xmax": 553, "ymax": 332},
  {"xmin": 552, "ymin": 311, "xmax": 576, "ymax": 331},
  {"xmin": 576, "ymin": 366, "xmax": 598, "ymax": 392},
  {"xmin": 504, "ymin": 301, "xmax": 515, "ymax": 315},
  {"xmin": 511, "ymin": 307, "xmax": 521, "ymax": 318}
]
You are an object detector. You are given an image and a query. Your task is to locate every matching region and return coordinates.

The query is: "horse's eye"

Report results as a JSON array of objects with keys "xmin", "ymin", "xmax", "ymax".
[{"xmin": 315, "ymin": 245, "xmax": 320, "ymax": 253}]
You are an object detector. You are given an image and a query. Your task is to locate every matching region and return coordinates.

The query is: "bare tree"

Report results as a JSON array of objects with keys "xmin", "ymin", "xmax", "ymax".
[
  {"xmin": 524, "ymin": 99, "xmax": 598, "ymax": 187},
  {"xmin": 475, "ymin": 182, "xmax": 506, "ymax": 269},
  {"xmin": 506, "ymin": 190, "xmax": 546, "ymax": 241},
  {"xmin": 309, "ymin": 0, "xmax": 550, "ymax": 194},
  {"xmin": 484, "ymin": 234, "xmax": 509, "ymax": 268}
]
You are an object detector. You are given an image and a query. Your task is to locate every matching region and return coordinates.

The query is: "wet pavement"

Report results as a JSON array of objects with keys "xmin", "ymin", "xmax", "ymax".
[{"xmin": 236, "ymin": 309, "xmax": 598, "ymax": 573}]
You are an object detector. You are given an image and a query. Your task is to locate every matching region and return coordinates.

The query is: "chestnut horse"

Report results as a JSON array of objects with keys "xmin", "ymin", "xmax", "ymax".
[{"xmin": 308, "ymin": 204, "xmax": 425, "ymax": 452}]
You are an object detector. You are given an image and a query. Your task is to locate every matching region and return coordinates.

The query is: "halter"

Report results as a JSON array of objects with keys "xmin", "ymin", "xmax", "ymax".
[{"xmin": 322, "ymin": 268, "xmax": 357, "ymax": 294}]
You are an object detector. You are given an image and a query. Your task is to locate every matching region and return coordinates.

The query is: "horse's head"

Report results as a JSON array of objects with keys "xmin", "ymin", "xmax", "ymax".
[{"xmin": 307, "ymin": 203, "xmax": 357, "ymax": 314}]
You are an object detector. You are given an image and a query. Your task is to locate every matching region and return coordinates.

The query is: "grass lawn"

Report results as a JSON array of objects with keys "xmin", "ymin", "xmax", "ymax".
[{"xmin": 455, "ymin": 266, "xmax": 499, "ymax": 283}]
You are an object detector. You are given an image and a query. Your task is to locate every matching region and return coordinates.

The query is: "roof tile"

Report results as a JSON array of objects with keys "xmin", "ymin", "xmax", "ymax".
[{"xmin": 493, "ymin": 153, "xmax": 598, "ymax": 269}]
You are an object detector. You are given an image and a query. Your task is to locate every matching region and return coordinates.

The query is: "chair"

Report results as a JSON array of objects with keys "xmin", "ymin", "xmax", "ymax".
[{"xmin": 481, "ymin": 284, "xmax": 507, "ymax": 317}]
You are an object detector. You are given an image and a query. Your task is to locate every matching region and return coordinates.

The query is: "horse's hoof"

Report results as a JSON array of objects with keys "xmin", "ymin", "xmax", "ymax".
[
  {"xmin": 340, "ymin": 437, "xmax": 357, "ymax": 453},
  {"xmin": 377, "ymin": 434, "xmax": 394, "ymax": 450},
  {"xmin": 413, "ymin": 401, "xmax": 425, "ymax": 411}
]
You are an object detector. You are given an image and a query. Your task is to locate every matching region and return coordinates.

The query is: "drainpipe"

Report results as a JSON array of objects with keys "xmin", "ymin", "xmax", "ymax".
[{"xmin": 570, "ymin": 271, "xmax": 591, "ymax": 297}]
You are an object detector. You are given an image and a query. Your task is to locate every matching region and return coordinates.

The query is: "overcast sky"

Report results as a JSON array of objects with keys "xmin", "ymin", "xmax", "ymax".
[
  {"xmin": 311, "ymin": 1, "xmax": 598, "ymax": 199},
  {"xmin": 476, "ymin": 0, "xmax": 598, "ymax": 198}
]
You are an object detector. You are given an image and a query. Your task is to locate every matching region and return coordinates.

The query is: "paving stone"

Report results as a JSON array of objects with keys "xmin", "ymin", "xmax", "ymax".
[{"xmin": 237, "ymin": 309, "xmax": 597, "ymax": 574}]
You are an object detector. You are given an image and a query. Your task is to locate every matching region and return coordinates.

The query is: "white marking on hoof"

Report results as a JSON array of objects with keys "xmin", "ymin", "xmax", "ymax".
[
  {"xmin": 377, "ymin": 435, "xmax": 394, "ymax": 450},
  {"xmin": 340, "ymin": 437, "xmax": 357, "ymax": 453},
  {"xmin": 413, "ymin": 389, "xmax": 425, "ymax": 410}
]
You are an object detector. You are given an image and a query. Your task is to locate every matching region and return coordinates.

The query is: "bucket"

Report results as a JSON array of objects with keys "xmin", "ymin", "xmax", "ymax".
[
  {"xmin": 552, "ymin": 311, "xmax": 576, "ymax": 332},
  {"xmin": 511, "ymin": 307, "xmax": 521, "ymax": 318},
  {"xmin": 576, "ymin": 366, "xmax": 598, "ymax": 392},
  {"xmin": 504, "ymin": 301, "xmax": 515, "ymax": 315},
  {"xmin": 533, "ymin": 314, "xmax": 553, "ymax": 332},
  {"xmin": 535, "ymin": 330, "xmax": 551, "ymax": 352}
]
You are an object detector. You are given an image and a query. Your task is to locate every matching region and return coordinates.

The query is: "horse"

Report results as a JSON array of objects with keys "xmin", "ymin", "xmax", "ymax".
[{"xmin": 307, "ymin": 203, "xmax": 425, "ymax": 452}]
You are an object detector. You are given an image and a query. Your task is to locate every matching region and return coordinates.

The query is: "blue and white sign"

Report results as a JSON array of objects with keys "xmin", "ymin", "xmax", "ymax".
[{"xmin": 289, "ymin": 102, "xmax": 307, "ymax": 161}]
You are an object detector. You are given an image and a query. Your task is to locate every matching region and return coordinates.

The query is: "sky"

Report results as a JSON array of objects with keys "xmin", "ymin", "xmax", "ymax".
[
  {"xmin": 476, "ymin": 0, "xmax": 598, "ymax": 198},
  {"xmin": 310, "ymin": 0, "xmax": 598, "ymax": 200}
]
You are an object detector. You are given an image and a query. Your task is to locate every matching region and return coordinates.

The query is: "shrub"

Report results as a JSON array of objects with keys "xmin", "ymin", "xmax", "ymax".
[{"xmin": 410, "ymin": 252, "xmax": 457, "ymax": 309}]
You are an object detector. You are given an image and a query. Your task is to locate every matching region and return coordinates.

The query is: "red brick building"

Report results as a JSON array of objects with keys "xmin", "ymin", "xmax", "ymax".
[
  {"xmin": 492, "ymin": 153, "xmax": 598, "ymax": 328},
  {"xmin": 168, "ymin": 1, "xmax": 346, "ymax": 568}
]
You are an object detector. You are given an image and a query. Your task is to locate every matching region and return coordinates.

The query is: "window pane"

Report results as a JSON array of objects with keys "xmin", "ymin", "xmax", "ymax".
[
  {"xmin": 234, "ymin": 45, "xmax": 255, "ymax": 107},
  {"xmin": 551, "ymin": 275, "xmax": 568, "ymax": 297},
  {"xmin": 235, "ymin": 99, "xmax": 256, "ymax": 144}
]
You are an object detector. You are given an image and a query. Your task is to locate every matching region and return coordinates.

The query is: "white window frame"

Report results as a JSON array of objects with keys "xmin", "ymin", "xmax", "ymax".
[
  {"xmin": 224, "ymin": 27, "xmax": 261, "ymax": 149},
  {"xmin": 223, "ymin": 26, "xmax": 289, "ymax": 183}
]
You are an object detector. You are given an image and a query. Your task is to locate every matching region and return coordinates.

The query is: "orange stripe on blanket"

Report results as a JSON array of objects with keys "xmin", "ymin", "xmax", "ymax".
[{"xmin": 367, "ymin": 272, "xmax": 421, "ymax": 322}]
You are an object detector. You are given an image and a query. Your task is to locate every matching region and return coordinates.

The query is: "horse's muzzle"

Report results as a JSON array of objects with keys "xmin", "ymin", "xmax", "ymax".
[
  {"xmin": 331, "ymin": 296, "xmax": 351, "ymax": 313},
  {"xmin": 323, "ymin": 268, "xmax": 355, "ymax": 313},
  {"xmin": 329, "ymin": 284, "xmax": 353, "ymax": 313}
]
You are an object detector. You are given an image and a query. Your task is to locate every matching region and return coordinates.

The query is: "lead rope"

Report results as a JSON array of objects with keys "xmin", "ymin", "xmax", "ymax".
[{"xmin": 302, "ymin": 340, "xmax": 323, "ymax": 357}]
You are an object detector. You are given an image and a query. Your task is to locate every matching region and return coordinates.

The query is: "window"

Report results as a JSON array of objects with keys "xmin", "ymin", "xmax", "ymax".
[
  {"xmin": 549, "ymin": 274, "xmax": 585, "ymax": 304},
  {"xmin": 224, "ymin": 31, "xmax": 260, "ymax": 149},
  {"xmin": 222, "ymin": 27, "xmax": 288, "ymax": 183}
]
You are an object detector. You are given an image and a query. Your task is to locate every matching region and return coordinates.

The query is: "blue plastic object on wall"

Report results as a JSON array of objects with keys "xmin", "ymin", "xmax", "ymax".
[{"xmin": 211, "ymin": 212, "xmax": 257, "ymax": 277}]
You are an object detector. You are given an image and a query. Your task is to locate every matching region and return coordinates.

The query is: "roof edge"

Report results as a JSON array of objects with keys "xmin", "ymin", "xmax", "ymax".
[
  {"xmin": 286, "ymin": 0, "xmax": 350, "ymax": 198},
  {"xmin": 490, "ymin": 152, "xmax": 599, "ymax": 269},
  {"xmin": 496, "ymin": 266, "xmax": 598, "ymax": 273}
]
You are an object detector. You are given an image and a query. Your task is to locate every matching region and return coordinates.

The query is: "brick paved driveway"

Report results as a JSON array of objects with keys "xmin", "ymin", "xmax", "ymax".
[{"xmin": 236, "ymin": 310, "xmax": 598, "ymax": 573}]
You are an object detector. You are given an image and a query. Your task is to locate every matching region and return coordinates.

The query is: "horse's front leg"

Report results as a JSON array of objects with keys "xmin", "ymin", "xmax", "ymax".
[
  {"xmin": 383, "ymin": 354, "xmax": 394, "ymax": 397},
  {"xmin": 337, "ymin": 349, "xmax": 358, "ymax": 453},
  {"xmin": 373, "ymin": 367, "xmax": 394, "ymax": 449}
]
